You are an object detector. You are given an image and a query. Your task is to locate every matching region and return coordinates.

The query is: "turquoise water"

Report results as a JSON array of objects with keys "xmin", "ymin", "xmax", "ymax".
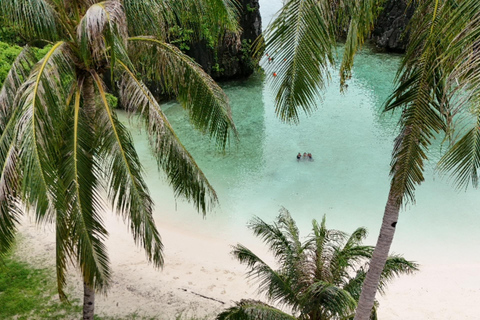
[{"xmin": 127, "ymin": 47, "xmax": 480, "ymax": 267}]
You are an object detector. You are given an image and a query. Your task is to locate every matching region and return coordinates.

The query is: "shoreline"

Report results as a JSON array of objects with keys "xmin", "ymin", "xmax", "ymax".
[{"xmin": 15, "ymin": 211, "xmax": 480, "ymax": 319}]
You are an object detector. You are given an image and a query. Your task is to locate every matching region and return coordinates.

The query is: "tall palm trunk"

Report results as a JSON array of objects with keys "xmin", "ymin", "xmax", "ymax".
[
  {"xmin": 353, "ymin": 187, "xmax": 400, "ymax": 320},
  {"xmin": 83, "ymin": 282, "xmax": 95, "ymax": 320},
  {"xmin": 81, "ymin": 75, "xmax": 97, "ymax": 320}
]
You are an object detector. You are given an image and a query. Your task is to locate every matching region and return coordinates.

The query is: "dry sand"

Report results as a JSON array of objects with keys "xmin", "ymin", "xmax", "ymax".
[{"xmin": 15, "ymin": 212, "xmax": 480, "ymax": 319}]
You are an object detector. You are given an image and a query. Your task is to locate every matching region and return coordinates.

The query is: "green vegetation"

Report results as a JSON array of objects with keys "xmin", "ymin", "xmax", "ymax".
[
  {"xmin": 0, "ymin": 251, "xmax": 82, "ymax": 319},
  {"xmin": 0, "ymin": 249, "xmax": 210, "ymax": 319},
  {"xmin": 245, "ymin": 4, "xmax": 256, "ymax": 13},
  {"xmin": 168, "ymin": 25, "xmax": 195, "ymax": 52},
  {"xmin": 0, "ymin": 41, "xmax": 21, "ymax": 84},
  {"xmin": 0, "ymin": 41, "xmax": 51, "ymax": 85},
  {"xmin": 216, "ymin": 209, "xmax": 418, "ymax": 320}
]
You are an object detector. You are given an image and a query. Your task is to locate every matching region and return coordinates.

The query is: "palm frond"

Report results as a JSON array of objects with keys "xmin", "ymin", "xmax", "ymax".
[
  {"xmin": 247, "ymin": 215, "xmax": 301, "ymax": 272},
  {"xmin": 77, "ymin": 0, "xmax": 128, "ymax": 67},
  {"xmin": 15, "ymin": 41, "xmax": 75, "ymax": 223},
  {"xmin": 309, "ymin": 216, "xmax": 347, "ymax": 281},
  {"xmin": 216, "ymin": 299, "xmax": 297, "ymax": 320},
  {"xmin": 342, "ymin": 269, "xmax": 366, "ymax": 302},
  {"xmin": 261, "ymin": 0, "xmax": 336, "ymax": 123},
  {"xmin": 339, "ymin": 0, "xmax": 387, "ymax": 89},
  {"xmin": 437, "ymin": 105, "xmax": 480, "ymax": 189},
  {"xmin": 0, "ymin": 47, "xmax": 38, "ymax": 259},
  {"xmin": 117, "ymin": 61, "xmax": 217, "ymax": 214},
  {"xmin": 329, "ymin": 229, "xmax": 373, "ymax": 287},
  {"xmin": 302, "ymin": 281, "xmax": 357, "ymax": 319},
  {"xmin": 0, "ymin": 144, "xmax": 21, "ymax": 259},
  {"xmin": 123, "ymin": 0, "xmax": 172, "ymax": 39},
  {"xmin": 232, "ymin": 243, "xmax": 298, "ymax": 309},
  {"xmin": 0, "ymin": 0, "xmax": 61, "ymax": 41},
  {"xmin": 277, "ymin": 208, "xmax": 302, "ymax": 256},
  {"xmin": 128, "ymin": 36, "xmax": 237, "ymax": 148},
  {"xmin": 55, "ymin": 77, "xmax": 111, "ymax": 292},
  {"xmin": 92, "ymin": 72, "xmax": 164, "ymax": 269},
  {"xmin": 376, "ymin": 255, "xmax": 418, "ymax": 295},
  {"xmin": 0, "ymin": 46, "xmax": 38, "ymax": 128},
  {"xmin": 384, "ymin": 0, "xmax": 450, "ymax": 204}
]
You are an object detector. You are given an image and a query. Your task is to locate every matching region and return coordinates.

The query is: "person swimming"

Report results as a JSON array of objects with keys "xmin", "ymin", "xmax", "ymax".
[
  {"xmin": 297, "ymin": 152, "xmax": 302, "ymax": 160},
  {"xmin": 308, "ymin": 153, "xmax": 313, "ymax": 161}
]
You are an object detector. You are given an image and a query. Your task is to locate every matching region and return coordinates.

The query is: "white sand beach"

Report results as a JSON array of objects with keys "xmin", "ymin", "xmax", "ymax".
[{"xmin": 15, "ymin": 211, "xmax": 480, "ymax": 320}]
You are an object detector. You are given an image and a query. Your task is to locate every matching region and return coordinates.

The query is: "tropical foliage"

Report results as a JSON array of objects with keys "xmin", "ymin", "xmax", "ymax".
[
  {"xmin": 216, "ymin": 209, "xmax": 418, "ymax": 320},
  {"xmin": 260, "ymin": 0, "xmax": 480, "ymax": 318},
  {"xmin": 0, "ymin": 0, "xmax": 238, "ymax": 318}
]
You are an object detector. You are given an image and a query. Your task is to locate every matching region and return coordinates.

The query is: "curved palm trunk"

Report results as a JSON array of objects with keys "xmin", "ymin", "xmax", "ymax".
[
  {"xmin": 83, "ymin": 282, "xmax": 95, "ymax": 320},
  {"xmin": 354, "ymin": 187, "xmax": 400, "ymax": 320}
]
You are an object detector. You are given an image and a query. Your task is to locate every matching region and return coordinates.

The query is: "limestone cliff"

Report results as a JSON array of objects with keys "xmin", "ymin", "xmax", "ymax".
[
  {"xmin": 372, "ymin": 0, "xmax": 414, "ymax": 52},
  {"xmin": 187, "ymin": 0, "xmax": 262, "ymax": 80}
]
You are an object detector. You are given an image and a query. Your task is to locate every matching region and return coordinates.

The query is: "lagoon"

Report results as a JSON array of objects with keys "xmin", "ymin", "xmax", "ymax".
[{"xmin": 129, "ymin": 47, "xmax": 480, "ymax": 267}]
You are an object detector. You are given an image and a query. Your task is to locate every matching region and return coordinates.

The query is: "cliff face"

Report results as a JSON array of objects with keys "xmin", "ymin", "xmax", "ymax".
[
  {"xmin": 187, "ymin": 0, "xmax": 262, "ymax": 80},
  {"xmin": 372, "ymin": 0, "xmax": 414, "ymax": 52}
]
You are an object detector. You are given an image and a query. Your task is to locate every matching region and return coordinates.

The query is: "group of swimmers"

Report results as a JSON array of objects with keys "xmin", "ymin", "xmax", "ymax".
[{"xmin": 297, "ymin": 152, "xmax": 313, "ymax": 161}]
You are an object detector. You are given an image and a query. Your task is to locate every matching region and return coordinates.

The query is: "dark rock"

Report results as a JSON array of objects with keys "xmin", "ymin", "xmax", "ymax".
[
  {"xmin": 186, "ymin": 0, "xmax": 262, "ymax": 80},
  {"xmin": 372, "ymin": 0, "xmax": 414, "ymax": 52}
]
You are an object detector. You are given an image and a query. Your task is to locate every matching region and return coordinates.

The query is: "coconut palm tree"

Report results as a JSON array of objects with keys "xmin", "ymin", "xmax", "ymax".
[
  {"xmin": 259, "ymin": 0, "xmax": 480, "ymax": 318},
  {"xmin": 216, "ymin": 209, "xmax": 418, "ymax": 320},
  {"xmin": 0, "ymin": 0, "xmax": 238, "ymax": 318}
]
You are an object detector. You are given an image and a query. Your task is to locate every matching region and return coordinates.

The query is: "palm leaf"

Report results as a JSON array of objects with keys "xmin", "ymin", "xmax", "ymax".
[
  {"xmin": 0, "ymin": 46, "xmax": 38, "ymax": 259},
  {"xmin": 91, "ymin": 72, "xmax": 164, "ymax": 269},
  {"xmin": 329, "ymin": 228, "xmax": 373, "ymax": 287},
  {"xmin": 0, "ymin": 46, "xmax": 38, "ymax": 127},
  {"xmin": 302, "ymin": 281, "xmax": 357, "ymax": 319},
  {"xmin": 0, "ymin": 144, "xmax": 21, "ymax": 259},
  {"xmin": 376, "ymin": 255, "xmax": 418, "ymax": 295},
  {"xmin": 56, "ymin": 77, "xmax": 111, "ymax": 292},
  {"xmin": 15, "ymin": 41, "xmax": 74, "ymax": 222},
  {"xmin": 216, "ymin": 299, "xmax": 297, "ymax": 320},
  {"xmin": 0, "ymin": 0, "xmax": 61, "ymax": 41},
  {"xmin": 308, "ymin": 216, "xmax": 347, "ymax": 282},
  {"xmin": 339, "ymin": 0, "xmax": 387, "ymax": 88},
  {"xmin": 124, "ymin": 0, "xmax": 239, "ymax": 42},
  {"xmin": 261, "ymin": 0, "xmax": 336, "ymax": 123},
  {"xmin": 123, "ymin": 0, "xmax": 172, "ymax": 39},
  {"xmin": 437, "ymin": 101, "xmax": 480, "ymax": 189},
  {"xmin": 77, "ymin": 0, "xmax": 128, "ymax": 68},
  {"xmin": 384, "ymin": 0, "xmax": 450, "ymax": 204},
  {"xmin": 128, "ymin": 36, "xmax": 237, "ymax": 148},
  {"xmin": 247, "ymin": 215, "xmax": 301, "ymax": 273},
  {"xmin": 117, "ymin": 61, "xmax": 217, "ymax": 214},
  {"xmin": 232, "ymin": 244, "xmax": 299, "ymax": 309}
]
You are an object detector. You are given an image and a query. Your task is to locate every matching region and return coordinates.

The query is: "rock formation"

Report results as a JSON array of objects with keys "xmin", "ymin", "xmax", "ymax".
[
  {"xmin": 372, "ymin": 0, "xmax": 414, "ymax": 52},
  {"xmin": 187, "ymin": 0, "xmax": 262, "ymax": 80}
]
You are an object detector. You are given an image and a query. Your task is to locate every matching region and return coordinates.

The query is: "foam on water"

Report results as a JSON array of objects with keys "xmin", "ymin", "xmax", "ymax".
[{"xmin": 125, "ymin": 48, "xmax": 479, "ymax": 267}]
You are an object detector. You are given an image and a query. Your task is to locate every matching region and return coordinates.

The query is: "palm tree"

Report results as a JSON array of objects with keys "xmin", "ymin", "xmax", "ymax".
[
  {"xmin": 0, "ymin": 0, "xmax": 238, "ymax": 318},
  {"xmin": 258, "ymin": 1, "xmax": 480, "ymax": 319},
  {"xmin": 216, "ymin": 208, "xmax": 418, "ymax": 320}
]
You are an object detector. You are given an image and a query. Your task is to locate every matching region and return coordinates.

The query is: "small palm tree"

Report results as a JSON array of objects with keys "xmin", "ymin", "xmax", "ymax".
[
  {"xmin": 217, "ymin": 209, "xmax": 418, "ymax": 320},
  {"xmin": 0, "ymin": 0, "xmax": 238, "ymax": 319}
]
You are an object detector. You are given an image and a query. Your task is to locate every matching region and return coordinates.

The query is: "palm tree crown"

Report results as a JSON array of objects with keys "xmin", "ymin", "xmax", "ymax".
[
  {"xmin": 0, "ymin": 0, "xmax": 238, "ymax": 311},
  {"xmin": 217, "ymin": 209, "xmax": 418, "ymax": 320}
]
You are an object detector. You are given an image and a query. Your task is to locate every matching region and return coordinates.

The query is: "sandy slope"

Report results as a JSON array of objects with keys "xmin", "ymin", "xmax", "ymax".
[{"xmin": 15, "ymin": 213, "xmax": 480, "ymax": 319}]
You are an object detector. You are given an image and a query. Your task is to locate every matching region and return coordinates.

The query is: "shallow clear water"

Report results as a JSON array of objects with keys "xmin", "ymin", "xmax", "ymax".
[{"xmin": 125, "ymin": 46, "xmax": 480, "ymax": 267}]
